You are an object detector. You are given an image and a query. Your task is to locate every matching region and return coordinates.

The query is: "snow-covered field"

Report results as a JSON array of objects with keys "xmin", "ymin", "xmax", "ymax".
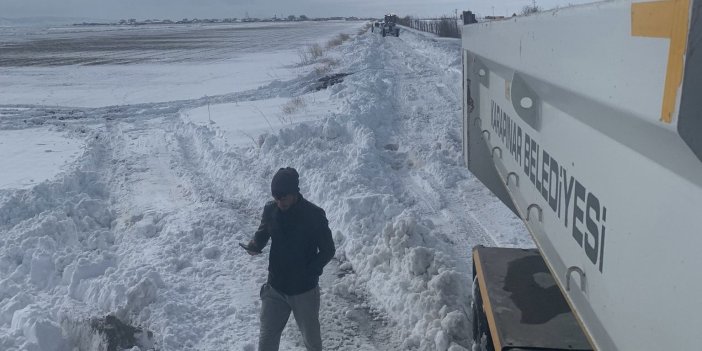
[{"xmin": 0, "ymin": 21, "xmax": 531, "ymax": 351}]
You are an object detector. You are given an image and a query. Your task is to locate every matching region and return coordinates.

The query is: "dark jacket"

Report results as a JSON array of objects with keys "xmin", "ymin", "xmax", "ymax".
[{"xmin": 252, "ymin": 194, "xmax": 335, "ymax": 295}]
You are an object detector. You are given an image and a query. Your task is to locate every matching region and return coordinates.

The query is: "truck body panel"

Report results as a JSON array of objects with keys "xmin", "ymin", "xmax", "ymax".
[{"xmin": 462, "ymin": 1, "xmax": 702, "ymax": 350}]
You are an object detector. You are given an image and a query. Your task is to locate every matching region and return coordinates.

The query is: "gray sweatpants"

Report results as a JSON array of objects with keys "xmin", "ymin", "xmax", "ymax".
[{"xmin": 258, "ymin": 283, "xmax": 322, "ymax": 351}]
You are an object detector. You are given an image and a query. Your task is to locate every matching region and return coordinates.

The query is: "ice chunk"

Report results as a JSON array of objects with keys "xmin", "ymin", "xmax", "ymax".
[
  {"xmin": 408, "ymin": 247, "xmax": 434, "ymax": 276},
  {"xmin": 435, "ymin": 330, "xmax": 449, "ymax": 351},
  {"xmin": 11, "ymin": 306, "xmax": 67, "ymax": 351},
  {"xmin": 124, "ymin": 274, "xmax": 161, "ymax": 315},
  {"xmin": 29, "ymin": 253, "xmax": 55, "ymax": 289}
]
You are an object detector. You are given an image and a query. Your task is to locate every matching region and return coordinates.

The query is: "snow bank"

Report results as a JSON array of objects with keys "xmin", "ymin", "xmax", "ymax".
[
  {"xmin": 1, "ymin": 21, "xmax": 531, "ymax": 351},
  {"xmin": 333, "ymin": 213, "xmax": 473, "ymax": 350},
  {"xmin": 172, "ymin": 31, "xmax": 503, "ymax": 349},
  {"xmin": 182, "ymin": 90, "xmax": 338, "ymax": 147},
  {"xmin": 0, "ymin": 136, "xmax": 159, "ymax": 350}
]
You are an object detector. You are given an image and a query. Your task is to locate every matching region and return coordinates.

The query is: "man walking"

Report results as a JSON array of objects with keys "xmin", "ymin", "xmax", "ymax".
[{"xmin": 244, "ymin": 167, "xmax": 335, "ymax": 351}]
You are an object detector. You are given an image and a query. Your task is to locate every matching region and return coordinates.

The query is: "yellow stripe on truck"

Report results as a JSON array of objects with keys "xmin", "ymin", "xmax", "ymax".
[{"xmin": 632, "ymin": 0, "xmax": 691, "ymax": 124}]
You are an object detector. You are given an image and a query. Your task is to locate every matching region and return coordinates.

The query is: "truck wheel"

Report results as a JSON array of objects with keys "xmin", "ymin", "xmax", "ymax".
[{"xmin": 395, "ymin": 28, "xmax": 400, "ymax": 37}]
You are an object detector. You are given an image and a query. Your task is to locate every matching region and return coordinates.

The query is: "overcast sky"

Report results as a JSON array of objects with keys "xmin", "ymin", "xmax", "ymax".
[{"xmin": 1, "ymin": 0, "xmax": 596, "ymax": 21}]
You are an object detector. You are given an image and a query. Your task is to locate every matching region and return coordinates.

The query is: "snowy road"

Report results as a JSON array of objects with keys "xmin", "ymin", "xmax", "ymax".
[{"xmin": 0, "ymin": 23, "xmax": 530, "ymax": 351}]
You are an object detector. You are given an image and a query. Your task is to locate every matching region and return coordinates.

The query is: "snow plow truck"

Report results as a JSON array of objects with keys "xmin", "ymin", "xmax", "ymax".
[
  {"xmin": 462, "ymin": 1, "xmax": 702, "ymax": 350},
  {"xmin": 372, "ymin": 14, "xmax": 400, "ymax": 37}
]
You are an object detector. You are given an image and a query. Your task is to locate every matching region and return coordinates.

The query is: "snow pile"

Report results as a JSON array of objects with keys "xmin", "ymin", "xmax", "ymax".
[
  {"xmin": 10, "ymin": 306, "xmax": 67, "ymax": 351},
  {"xmin": 333, "ymin": 213, "xmax": 472, "ymax": 350},
  {"xmin": 0, "ymin": 21, "xmax": 530, "ymax": 351},
  {"xmin": 0, "ymin": 136, "xmax": 162, "ymax": 350},
  {"xmin": 183, "ymin": 90, "xmax": 338, "ymax": 147},
  {"xmin": 171, "ymin": 29, "xmax": 525, "ymax": 349}
]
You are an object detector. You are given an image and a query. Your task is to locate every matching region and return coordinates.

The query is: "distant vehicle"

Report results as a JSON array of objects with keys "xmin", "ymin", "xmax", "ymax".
[
  {"xmin": 384, "ymin": 14, "xmax": 398, "ymax": 24},
  {"xmin": 371, "ymin": 14, "xmax": 400, "ymax": 37}
]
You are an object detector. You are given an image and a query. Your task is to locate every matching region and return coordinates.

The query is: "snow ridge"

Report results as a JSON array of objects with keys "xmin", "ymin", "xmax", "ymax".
[{"xmin": 0, "ymin": 23, "xmax": 530, "ymax": 351}]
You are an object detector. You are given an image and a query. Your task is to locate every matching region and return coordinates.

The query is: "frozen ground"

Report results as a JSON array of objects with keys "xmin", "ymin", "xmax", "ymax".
[
  {"xmin": 0, "ymin": 22, "xmax": 531, "ymax": 351},
  {"xmin": 0, "ymin": 21, "xmax": 361, "ymax": 107},
  {"xmin": 0, "ymin": 126, "xmax": 84, "ymax": 189}
]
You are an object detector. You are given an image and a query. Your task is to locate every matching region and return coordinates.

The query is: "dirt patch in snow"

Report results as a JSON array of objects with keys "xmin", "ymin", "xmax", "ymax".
[{"xmin": 313, "ymin": 73, "xmax": 351, "ymax": 91}]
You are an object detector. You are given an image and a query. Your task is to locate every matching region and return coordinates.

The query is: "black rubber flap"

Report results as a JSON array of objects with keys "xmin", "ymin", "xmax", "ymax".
[
  {"xmin": 678, "ymin": 0, "xmax": 702, "ymax": 163},
  {"xmin": 475, "ymin": 247, "xmax": 593, "ymax": 350}
]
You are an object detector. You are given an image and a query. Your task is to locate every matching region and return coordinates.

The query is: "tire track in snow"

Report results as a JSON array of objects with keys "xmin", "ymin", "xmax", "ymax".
[
  {"xmin": 377, "ymin": 31, "xmax": 501, "ymax": 260},
  {"xmin": 100, "ymin": 114, "xmax": 272, "ymax": 350},
  {"xmin": 364, "ymin": 29, "xmax": 532, "ymax": 350},
  {"xmin": 0, "ymin": 129, "xmax": 142, "ymax": 349},
  {"xmin": 173, "ymin": 110, "xmax": 408, "ymax": 350}
]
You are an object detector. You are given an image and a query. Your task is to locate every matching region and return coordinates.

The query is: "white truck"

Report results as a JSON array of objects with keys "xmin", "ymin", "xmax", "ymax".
[{"xmin": 462, "ymin": 1, "xmax": 702, "ymax": 350}]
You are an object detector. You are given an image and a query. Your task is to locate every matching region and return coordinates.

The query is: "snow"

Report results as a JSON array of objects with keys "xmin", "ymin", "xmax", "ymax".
[
  {"xmin": 0, "ymin": 22, "xmax": 362, "ymax": 107},
  {"xmin": 0, "ymin": 21, "xmax": 531, "ymax": 351},
  {"xmin": 0, "ymin": 126, "xmax": 84, "ymax": 189},
  {"xmin": 0, "ymin": 52, "xmax": 304, "ymax": 108},
  {"xmin": 183, "ymin": 90, "xmax": 338, "ymax": 147}
]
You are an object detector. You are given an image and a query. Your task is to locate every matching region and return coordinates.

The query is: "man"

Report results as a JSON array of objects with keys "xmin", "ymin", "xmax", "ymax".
[{"xmin": 244, "ymin": 167, "xmax": 336, "ymax": 351}]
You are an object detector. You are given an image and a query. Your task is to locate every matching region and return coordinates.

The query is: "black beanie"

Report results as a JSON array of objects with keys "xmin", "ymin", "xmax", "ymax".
[{"xmin": 271, "ymin": 167, "xmax": 300, "ymax": 197}]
